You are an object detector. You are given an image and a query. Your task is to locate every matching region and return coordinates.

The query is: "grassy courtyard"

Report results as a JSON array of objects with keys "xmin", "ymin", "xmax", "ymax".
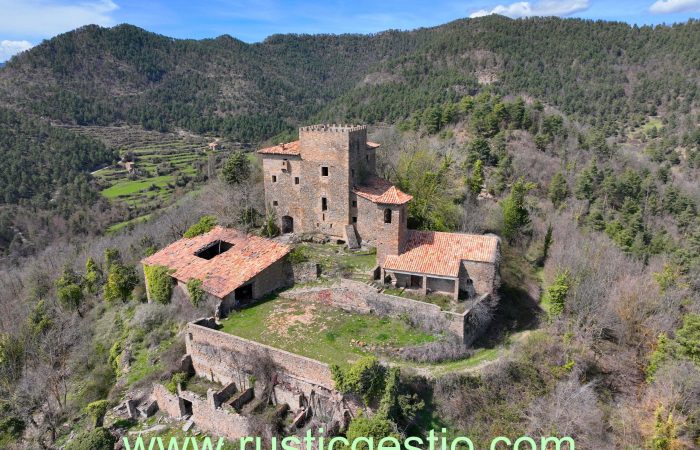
[{"xmin": 218, "ymin": 295, "xmax": 435, "ymax": 367}]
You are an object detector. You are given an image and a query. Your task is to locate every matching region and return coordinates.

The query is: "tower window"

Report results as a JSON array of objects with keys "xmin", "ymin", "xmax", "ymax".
[
  {"xmin": 384, "ymin": 208, "xmax": 392, "ymax": 224},
  {"xmin": 272, "ymin": 175, "xmax": 277, "ymax": 183},
  {"xmin": 322, "ymin": 197, "xmax": 328, "ymax": 211},
  {"xmin": 273, "ymin": 200, "xmax": 278, "ymax": 206},
  {"xmin": 352, "ymin": 216, "xmax": 357, "ymax": 223},
  {"xmin": 352, "ymin": 200, "xmax": 357, "ymax": 207},
  {"xmin": 294, "ymin": 177, "xmax": 300, "ymax": 185},
  {"xmin": 321, "ymin": 167, "xmax": 329, "ymax": 176},
  {"xmin": 366, "ymin": 155, "xmax": 369, "ymax": 162}
]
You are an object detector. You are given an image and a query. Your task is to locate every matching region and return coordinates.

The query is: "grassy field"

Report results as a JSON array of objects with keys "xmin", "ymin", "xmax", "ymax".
[
  {"xmin": 93, "ymin": 138, "xmax": 211, "ymax": 211},
  {"xmin": 219, "ymin": 295, "xmax": 435, "ymax": 367}
]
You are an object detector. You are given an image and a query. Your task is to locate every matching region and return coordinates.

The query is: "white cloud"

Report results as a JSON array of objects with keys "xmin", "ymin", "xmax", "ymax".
[
  {"xmin": 0, "ymin": 0, "xmax": 118, "ymax": 38},
  {"xmin": 470, "ymin": 0, "xmax": 590, "ymax": 18},
  {"xmin": 650, "ymin": 0, "xmax": 700, "ymax": 14},
  {"xmin": 0, "ymin": 40, "xmax": 33, "ymax": 62}
]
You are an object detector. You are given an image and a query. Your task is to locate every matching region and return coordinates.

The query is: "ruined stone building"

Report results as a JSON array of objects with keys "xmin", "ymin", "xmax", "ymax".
[
  {"xmin": 142, "ymin": 226, "xmax": 292, "ymax": 314},
  {"xmin": 259, "ymin": 124, "xmax": 500, "ymax": 299}
]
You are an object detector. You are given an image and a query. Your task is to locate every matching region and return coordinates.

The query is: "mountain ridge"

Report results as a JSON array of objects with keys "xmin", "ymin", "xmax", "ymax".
[{"xmin": 0, "ymin": 16, "xmax": 698, "ymax": 207}]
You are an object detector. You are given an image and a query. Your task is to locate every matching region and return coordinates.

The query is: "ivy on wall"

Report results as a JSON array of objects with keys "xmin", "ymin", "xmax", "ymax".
[
  {"xmin": 186, "ymin": 278, "xmax": 205, "ymax": 307},
  {"xmin": 144, "ymin": 265, "xmax": 173, "ymax": 304}
]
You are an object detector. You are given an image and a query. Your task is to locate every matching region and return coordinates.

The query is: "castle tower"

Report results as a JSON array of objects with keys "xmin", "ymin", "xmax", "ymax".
[{"xmin": 259, "ymin": 124, "xmax": 379, "ymax": 239}]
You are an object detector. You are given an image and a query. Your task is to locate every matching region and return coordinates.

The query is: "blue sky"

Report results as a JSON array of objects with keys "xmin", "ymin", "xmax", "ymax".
[{"xmin": 1, "ymin": 0, "xmax": 699, "ymax": 61}]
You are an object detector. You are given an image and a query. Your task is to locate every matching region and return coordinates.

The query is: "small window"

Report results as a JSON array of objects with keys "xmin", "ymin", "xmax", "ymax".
[
  {"xmin": 273, "ymin": 200, "xmax": 278, "ymax": 206},
  {"xmin": 352, "ymin": 200, "xmax": 357, "ymax": 207},
  {"xmin": 322, "ymin": 214, "xmax": 325, "ymax": 221},
  {"xmin": 366, "ymin": 155, "xmax": 369, "ymax": 162},
  {"xmin": 352, "ymin": 216, "xmax": 357, "ymax": 223},
  {"xmin": 384, "ymin": 208, "xmax": 392, "ymax": 224},
  {"xmin": 321, "ymin": 167, "xmax": 329, "ymax": 176},
  {"xmin": 351, "ymin": 169, "xmax": 355, "ymax": 177},
  {"xmin": 294, "ymin": 177, "xmax": 299, "ymax": 185},
  {"xmin": 322, "ymin": 197, "xmax": 328, "ymax": 211},
  {"xmin": 272, "ymin": 175, "xmax": 277, "ymax": 183}
]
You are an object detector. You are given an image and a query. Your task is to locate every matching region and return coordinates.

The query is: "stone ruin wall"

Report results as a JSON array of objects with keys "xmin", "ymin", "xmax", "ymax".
[
  {"xmin": 186, "ymin": 320, "xmax": 335, "ymax": 392},
  {"xmin": 282, "ymin": 279, "xmax": 493, "ymax": 346},
  {"xmin": 152, "ymin": 383, "xmax": 252, "ymax": 440}
]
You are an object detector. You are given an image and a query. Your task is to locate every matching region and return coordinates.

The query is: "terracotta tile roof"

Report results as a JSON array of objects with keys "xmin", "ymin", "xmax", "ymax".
[
  {"xmin": 353, "ymin": 177, "xmax": 413, "ymax": 205},
  {"xmin": 383, "ymin": 230, "xmax": 499, "ymax": 278},
  {"xmin": 258, "ymin": 140, "xmax": 301, "ymax": 156},
  {"xmin": 142, "ymin": 226, "xmax": 290, "ymax": 298},
  {"xmin": 367, "ymin": 141, "xmax": 381, "ymax": 149}
]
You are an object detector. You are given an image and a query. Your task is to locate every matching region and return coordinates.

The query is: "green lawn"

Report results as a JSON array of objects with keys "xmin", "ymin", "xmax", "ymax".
[
  {"xmin": 106, "ymin": 214, "xmax": 153, "ymax": 234},
  {"xmin": 101, "ymin": 175, "xmax": 174, "ymax": 199},
  {"xmin": 218, "ymin": 295, "xmax": 434, "ymax": 367}
]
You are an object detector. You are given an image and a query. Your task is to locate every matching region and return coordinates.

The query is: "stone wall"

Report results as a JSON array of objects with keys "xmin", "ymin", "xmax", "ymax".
[
  {"xmin": 186, "ymin": 321, "xmax": 335, "ymax": 391},
  {"xmin": 152, "ymin": 384, "xmax": 184, "ymax": 418},
  {"xmin": 178, "ymin": 389, "xmax": 253, "ymax": 440},
  {"xmin": 461, "ymin": 260, "xmax": 499, "ymax": 294},
  {"xmin": 290, "ymin": 261, "xmax": 319, "ymax": 284},
  {"xmin": 282, "ymin": 279, "xmax": 492, "ymax": 345},
  {"xmin": 250, "ymin": 257, "xmax": 292, "ymax": 300},
  {"xmin": 152, "ymin": 383, "xmax": 253, "ymax": 440}
]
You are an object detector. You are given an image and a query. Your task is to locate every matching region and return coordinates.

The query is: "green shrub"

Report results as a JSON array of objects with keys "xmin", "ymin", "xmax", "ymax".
[
  {"xmin": 331, "ymin": 356, "xmax": 386, "ymax": 405},
  {"xmin": 344, "ymin": 414, "xmax": 399, "ymax": 450},
  {"xmin": 144, "ymin": 265, "xmax": 173, "ymax": 304},
  {"xmin": 166, "ymin": 372, "xmax": 190, "ymax": 394},
  {"xmin": 0, "ymin": 417, "xmax": 25, "ymax": 445},
  {"xmin": 677, "ymin": 313, "xmax": 700, "ymax": 363},
  {"xmin": 287, "ymin": 247, "xmax": 308, "ymax": 264},
  {"xmin": 186, "ymin": 278, "xmax": 205, "ymax": 307},
  {"xmin": 104, "ymin": 263, "xmax": 139, "ymax": 303},
  {"xmin": 108, "ymin": 338, "xmax": 124, "ymax": 376},
  {"xmin": 85, "ymin": 400, "xmax": 109, "ymax": 428},
  {"xmin": 83, "ymin": 257, "xmax": 103, "ymax": 294},
  {"xmin": 261, "ymin": 209, "xmax": 280, "ymax": 237},
  {"xmin": 183, "ymin": 215, "xmax": 217, "ymax": 238},
  {"xmin": 543, "ymin": 271, "xmax": 570, "ymax": 316},
  {"xmin": 64, "ymin": 428, "xmax": 115, "ymax": 450}
]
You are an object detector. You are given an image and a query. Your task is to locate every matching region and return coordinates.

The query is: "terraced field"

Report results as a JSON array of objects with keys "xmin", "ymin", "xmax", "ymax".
[{"xmin": 93, "ymin": 139, "xmax": 212, "ymax": 212}]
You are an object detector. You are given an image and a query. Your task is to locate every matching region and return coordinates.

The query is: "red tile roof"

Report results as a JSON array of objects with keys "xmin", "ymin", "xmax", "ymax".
[
  {"xmin": 258, "ymin": 140, "xmax": 301, "ymax": 156},
  {"xmin": 354, "ymin": 177, "xmax": 413, "ymax": 205},
  {"xmin": 383, "ymin": 230, "xmax": 499, "ymax": 278},
  {"xmin": 367, "ymin": 141, "xmax": 381, "ymax": 149},
  {"xmin": 142, "ymin": 226, "xmax": 290, "ymax": 298}
]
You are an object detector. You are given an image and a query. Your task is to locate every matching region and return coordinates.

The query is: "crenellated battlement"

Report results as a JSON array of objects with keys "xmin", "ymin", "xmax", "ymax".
[{"xmin": 299, "ymin": 124, "xmax": 367, "ymax": 133}]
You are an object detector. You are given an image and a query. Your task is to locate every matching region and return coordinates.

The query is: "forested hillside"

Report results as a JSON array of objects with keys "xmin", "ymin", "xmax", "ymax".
[{"xmin": 1, "ymin": 15, "xmax": 700, "ymax": 449}]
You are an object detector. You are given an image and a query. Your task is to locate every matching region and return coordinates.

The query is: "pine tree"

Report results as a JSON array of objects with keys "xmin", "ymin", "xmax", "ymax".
[
  {"xmin": 501, "ymin": 177, "xmax": 533, "ymax": 240},
  {"xmin": 469, "ymin": 160, "xmax": 484, "ymax": 195},
  {"xmin": 548, "ymin": 172, "xmax": 568, "ymax": 207},
  {"xmin": 221, "ymin": 151, "xmax": 251, "ymax": 185}
]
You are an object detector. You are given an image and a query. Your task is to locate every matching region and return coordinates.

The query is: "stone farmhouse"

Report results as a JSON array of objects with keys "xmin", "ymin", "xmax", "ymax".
[
  {"xmin": 260, "ymin": 124, "xmax": 500, "ymax": 300},
  {"xmin": 142, "ymin": 227, "xmax": 293, "ymax": 316}
]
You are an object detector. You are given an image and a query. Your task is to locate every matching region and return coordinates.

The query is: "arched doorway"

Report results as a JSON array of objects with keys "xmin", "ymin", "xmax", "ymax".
[{"xmin": 281, "ymin": 216, "xmax": 294, "ymax": 234}]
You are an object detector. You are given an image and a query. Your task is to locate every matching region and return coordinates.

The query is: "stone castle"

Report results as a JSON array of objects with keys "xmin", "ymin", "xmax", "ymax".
[
  {"xmin": 260, "ymin": 124, "xmax": 500, "ymax": 300},
  {"xmin": 141, "ymin": 124, "xmax": 501, "ymax": 439}
]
